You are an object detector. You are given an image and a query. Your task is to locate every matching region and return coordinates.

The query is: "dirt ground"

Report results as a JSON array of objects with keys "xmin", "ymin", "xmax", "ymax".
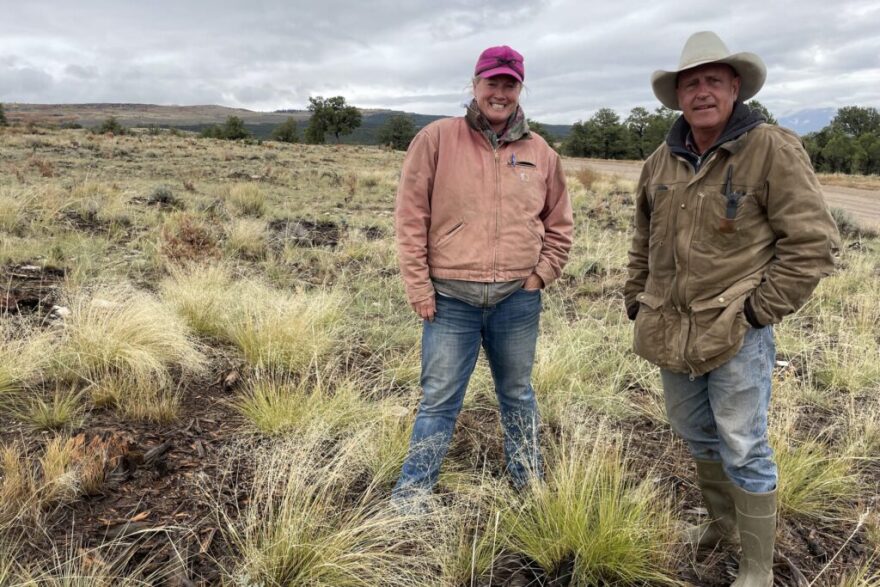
[{"xmin": 564, "ymin": 157, "xmax": 880, "ymax": 232}]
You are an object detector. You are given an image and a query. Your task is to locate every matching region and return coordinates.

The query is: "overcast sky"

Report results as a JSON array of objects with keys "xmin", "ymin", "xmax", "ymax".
[{"xmin": 1, "ymin": 0, "xmax": 878, "ymax": 124}]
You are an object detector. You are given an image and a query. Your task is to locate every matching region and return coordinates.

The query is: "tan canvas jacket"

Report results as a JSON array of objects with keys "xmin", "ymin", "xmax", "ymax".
[
  {"xmin": 395, "ymin": 117, "xmax": 573, "ymax": 305},
  {"xmin": 625, "ymin": 122, "xmax": 839, "ymax": 376}
]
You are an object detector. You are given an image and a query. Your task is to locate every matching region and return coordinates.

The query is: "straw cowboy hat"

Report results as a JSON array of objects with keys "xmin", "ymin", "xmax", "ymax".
[{"xmin": 651, "ymin": 31, "xmax": 767, "ymax": 110}]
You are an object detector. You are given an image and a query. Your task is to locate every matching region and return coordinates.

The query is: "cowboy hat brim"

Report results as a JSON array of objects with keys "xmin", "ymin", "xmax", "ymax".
[{"xmin": 651, "ymin": 52, "xmax": 767, "ymax": 110}]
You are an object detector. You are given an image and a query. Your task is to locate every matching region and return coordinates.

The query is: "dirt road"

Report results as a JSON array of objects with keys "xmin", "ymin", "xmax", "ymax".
[{"xmin": 565, "ymin": 157, "xmax": 880, "ymax": 231}]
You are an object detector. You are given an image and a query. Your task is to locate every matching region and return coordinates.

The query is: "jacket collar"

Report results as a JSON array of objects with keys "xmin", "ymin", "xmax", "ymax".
[
  {"xmin": 667, "ymin": 101, "xmax": 765, "ymax": 169},
  {"xmin": 465, "ymin": 99, "xmax": 531, "ymax": 148}
]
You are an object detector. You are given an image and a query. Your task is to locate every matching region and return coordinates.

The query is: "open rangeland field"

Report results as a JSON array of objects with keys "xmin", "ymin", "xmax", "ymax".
[
  {"xmin": 0, "ymin": 126, "xmax": 878, "ymax": 586},
  {"xmin": 563, "ymin": 158, "xmax": 880, "ymax": 234}
]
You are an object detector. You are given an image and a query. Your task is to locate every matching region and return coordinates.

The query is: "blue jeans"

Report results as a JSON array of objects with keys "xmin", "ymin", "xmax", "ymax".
[
  {"xmin": 662, "ymin": 326, "xmax": 777, "ymax": 493},
  {"xmin": 393, "ymin": 289, "xmax": 543, "ymax": 497}
]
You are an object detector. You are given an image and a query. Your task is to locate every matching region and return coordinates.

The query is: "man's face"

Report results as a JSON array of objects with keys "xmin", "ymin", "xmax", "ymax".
[{"xmin": 676, "ymin": 63, "xmax": 741, "ymax": 136}]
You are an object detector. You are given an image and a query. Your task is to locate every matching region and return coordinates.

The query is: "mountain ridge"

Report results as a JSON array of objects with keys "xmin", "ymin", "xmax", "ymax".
[{"xmin": 4, "ymin": 102, "xmax": 833, "ymax": 142}]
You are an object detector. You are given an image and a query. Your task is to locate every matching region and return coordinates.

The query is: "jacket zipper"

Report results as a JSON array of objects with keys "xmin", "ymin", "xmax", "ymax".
[
  {"xmin": 492, "ymin": 147, "xmax": 501, "ymax": 281},
  {"xmin": 677, "ymin": 151, "xmax": 716, "ymax": 375}
]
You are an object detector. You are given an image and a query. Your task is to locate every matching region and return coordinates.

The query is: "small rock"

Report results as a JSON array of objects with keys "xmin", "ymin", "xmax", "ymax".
[{"xmin": 52, "ymin": 305, "xmax": 71, "ymax": 318}]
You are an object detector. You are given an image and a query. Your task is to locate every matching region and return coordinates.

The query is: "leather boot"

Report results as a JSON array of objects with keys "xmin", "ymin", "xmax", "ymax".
[
  {"xmin": 730, "ymin": 485, "xmax": 776, "ymax": 587},
  {"xmin": 683, "ymin": 459, "xmax": 737, "ymax": 549}
]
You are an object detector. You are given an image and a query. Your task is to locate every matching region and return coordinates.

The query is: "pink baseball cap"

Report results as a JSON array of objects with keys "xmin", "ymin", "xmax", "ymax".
[{"xmin": 474, "ymin": 45, "xmax": 524, "ymax": 82}]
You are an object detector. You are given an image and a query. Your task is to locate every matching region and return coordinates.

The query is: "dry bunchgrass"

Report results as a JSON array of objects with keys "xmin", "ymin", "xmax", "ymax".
[
  {"xmin": 0, "ymin": 323, "xmax": 53, "ymax": 396},
  {"xmin": 0, "ymin": 437, "xmax": 80, "ymax": 527},
  {"xmin": 234, "ymin": 373, "xmax": 376, "ymax": 437},
  {"xmin": 359, "ymin": 406, "xmax": 413, "ymax": 487},
  {"xmin": 225, "ymin": 217, "xmax": 269, "ymax": 260},
  {"xmin": 534, "ymin": 307, "xmax": 649, "ymax": 422},
  {"xmin": 227, "ymin": 182, "xmax": 267, "ymax": 217},
  {"xmin": 55, "ymin": 285, "xmax": 206, "ymax": 385},
  {"xmin": 163, "ymin": 266, "xmax": 344, "ymax": 375},
  {"xmin": 226, "ymin": 282, "xmax": 344, "ymax": 375},
  {"xmin": 9, "ymin": 532, "xmax": 181, "ymax": 586},
  {"xmin": 773, "ymin": 409, "xmax": 861, "ymax": 520},
  {"xmin": 160, "ymin": 262, "xmax": 236, "ymax": 340},
  {"xmin": 217, "ymin": 430, "xmax": 436, "ymax": 586},
  {"xmin": 64, "ymin": 181, "xmax": 130, "ymax": 226},
  {"xmin": 574, "ymin": 166, "xmax": 601, "ymax": 191},
  {"xmin": 430, "ymin": 489, "xmax": 508, "ymax": 586},
  {"xmin": 836, "ymin": 561, "xmax": 880, "ymax": 587},
  {"xmin": 502, "ymin": 429, "xmax": 678, "ymax": 584},
  {"xmin": 158, "ymin": 211, "xmax": 221, "ymax": 263},
  {"xmin": 0, "ymin": 186, "xmax": 35, "ymax": 234},
  {"xmin": 15, "ymin": 386, "xmax": 86, "ymax": 432}
]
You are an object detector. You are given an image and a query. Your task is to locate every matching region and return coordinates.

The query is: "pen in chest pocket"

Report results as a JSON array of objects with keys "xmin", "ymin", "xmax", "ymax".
[{"xmin": 719, "ymin": 165, "xmax": 745, "ymax": 234}]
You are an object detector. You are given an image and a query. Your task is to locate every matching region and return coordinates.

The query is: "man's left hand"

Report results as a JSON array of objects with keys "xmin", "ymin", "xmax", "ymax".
[{"xmin": 523, "ymin": 273, "xmax": 544, "ymax": 291}]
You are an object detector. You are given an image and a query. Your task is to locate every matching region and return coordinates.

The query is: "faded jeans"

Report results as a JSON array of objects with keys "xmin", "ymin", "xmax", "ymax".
[
  {"xmin": 393, "ymin": 288, "xmax": 543, "ymax": 498},
  {"xmin": 662, "ymin": 326, "xmax": 777, "ymax": 493}
]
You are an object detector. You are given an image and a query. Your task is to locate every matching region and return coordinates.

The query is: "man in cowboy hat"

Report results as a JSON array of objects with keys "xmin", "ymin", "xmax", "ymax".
[{"xmin": 625, "ymin": 31, "xmax": 839, "ymax": 586}]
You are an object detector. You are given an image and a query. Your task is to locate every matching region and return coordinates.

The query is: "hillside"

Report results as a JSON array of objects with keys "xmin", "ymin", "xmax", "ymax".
[{"xmin": 4, "ymin": 103, "xmax": 572, "ymax": 143}]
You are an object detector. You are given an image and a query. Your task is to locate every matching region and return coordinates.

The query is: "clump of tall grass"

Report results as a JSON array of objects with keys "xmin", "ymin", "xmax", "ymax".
[
  {"xmin": 432, "ymin": 489, "xmax": 508, "ymax": 586},
  {"xmin": 773, "ymin": 409, "xmax": 861, "ymax": 520},
  {"xmin": 15, "ymin": 386, "xmax": 86, "ymax": 431},
  {"xmin": 227, "ymin": 182, "xmax": 267, "ymax": 216},
  {"xmin": 218, "ymin": 430, "xmax": 435, "ymax": 586},
  {"xmin": 227, "ymin": 282, "xmax": 343, "ymax": 375},
  {"xmin": 0, "ymin": 323, "xmax": 53, "ymax": 396},
  {"xmin": 225, "ymin": 217, "xmax": 269, "ymax": 259},
  {"xmin": 0, "ymin": 437, "xmax": 80, "ymax": 526},
  {"xmin": 813, "ymin": 329, "xmax": 880, "ymax": 394},
  {"xmin": 90, "ymin": 374, "xmax": 182, "ymax": 423},
  {"xmin": 359, "ymin": 406, "xmax": 413, "ymax": 487},
  {"xmin": 835, "ymin": 561, "xmax": 880, "ymax": 587},
  {"xmin": 162, "ymin": 268, "xmax": 344, "ymax": 375},
  {"xmin": 533, "ymin": 309, "xmax": 644, "ymax": 422},
  {"xmin": 160, "ymin": 262, "xmax": 236, "ymax": 339},
  {"xmin": 831, "ymin": 206, "xmax": 878, "ymax": 239},
  {"xmin": 0, "ymin": 186, "xmax": 34, "ymax": 233},
  {"xmin": 63, "ymin": 181, "xmax": 130, "ymax": 226},
  {"xmin": 55, "ymin": 285, "xmax": 206, "ymax": 384},
  {"xmin": 158, "ymin": 211, "xmax": 221, "ymax": 262},
  {"xmin": 10, "ymin": 532, "xmax": 181, "ymax": 586},
  {"xmin": 234, "ymin": 374, "xmax": 376, "ymax": 437},
  {"xmin": 502, "ymin": 429, "xmax": 677, "ymax": 584}
]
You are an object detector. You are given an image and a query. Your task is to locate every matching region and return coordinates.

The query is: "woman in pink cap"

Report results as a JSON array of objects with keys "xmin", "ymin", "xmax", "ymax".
[{"xmin": 393, "ymin": 45, "xmax": 573, "ymax": 503}]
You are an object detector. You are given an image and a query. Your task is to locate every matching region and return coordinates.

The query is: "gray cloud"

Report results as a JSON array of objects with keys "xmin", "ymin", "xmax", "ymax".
[{"xmin": 0, "ymin": 0, "xmax": 877, "ymax": 123}]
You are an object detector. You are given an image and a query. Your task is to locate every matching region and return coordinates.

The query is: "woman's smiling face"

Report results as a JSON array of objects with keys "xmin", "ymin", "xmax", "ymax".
[{"xmin": 473, "ymin": 74, "xmax": 522, "ymax": 132}]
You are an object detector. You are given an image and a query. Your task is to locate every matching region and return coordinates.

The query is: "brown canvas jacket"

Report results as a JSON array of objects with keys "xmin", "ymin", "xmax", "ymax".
[
  {"xmin": 395, "ymin": 117, "xmax": 573, "ymax": 305},
  {"xmin": 625, "ymin": 121, "xmax": 839, "ymax": 376}
]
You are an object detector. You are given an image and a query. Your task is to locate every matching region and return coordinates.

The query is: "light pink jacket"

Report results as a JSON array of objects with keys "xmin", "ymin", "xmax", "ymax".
[{"xmin": 395, "ymin": 117, "xmax": 573, "ymax": 304}]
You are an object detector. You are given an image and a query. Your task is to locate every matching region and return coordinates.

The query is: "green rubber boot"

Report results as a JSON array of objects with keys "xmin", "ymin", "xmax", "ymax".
[
  {"xmin": 683, "ymin": 459, "xmax": 738, "ymax": 549},
  {"xmin": 730, "ymin": 485, "xmax": 776, "ymax": 587}
]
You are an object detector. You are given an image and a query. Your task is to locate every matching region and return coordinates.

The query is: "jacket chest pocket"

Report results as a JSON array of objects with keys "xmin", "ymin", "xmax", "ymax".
[
  {"xmin": 697, "ymin": 186, "xmax": 764, "ymax": 250},
  {"xmin": 648, "ymin": 185, "xmax": 674, "ymax": 245},
  {"xmin": 506, "ymin": 162, "xmax": 546, "ymax": 213}
]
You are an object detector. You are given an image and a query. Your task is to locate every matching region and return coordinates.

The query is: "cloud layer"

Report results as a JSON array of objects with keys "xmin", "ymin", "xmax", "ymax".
[{"xmin": 2, "ymin": 0, "xmax": 878, "ymax": 123}]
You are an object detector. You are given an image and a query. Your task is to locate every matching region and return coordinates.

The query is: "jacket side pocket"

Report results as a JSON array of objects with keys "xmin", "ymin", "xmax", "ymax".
[{"xmin": 632, "ymin": 291, "xmax": 667, "ymax": 366}]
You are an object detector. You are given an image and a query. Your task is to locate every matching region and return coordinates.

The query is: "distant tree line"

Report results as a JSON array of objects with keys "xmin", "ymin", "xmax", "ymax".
[
  {"xmin": 14, "ymin": 96, "xmax": 880, "ymax": 177},
  {"xmin": 803, "ymin": 106, "xmax": 880, "ymax": 175},
  {"xmin": 0, "ymin": 103, "xmax": 7, "ymax": 127}
]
